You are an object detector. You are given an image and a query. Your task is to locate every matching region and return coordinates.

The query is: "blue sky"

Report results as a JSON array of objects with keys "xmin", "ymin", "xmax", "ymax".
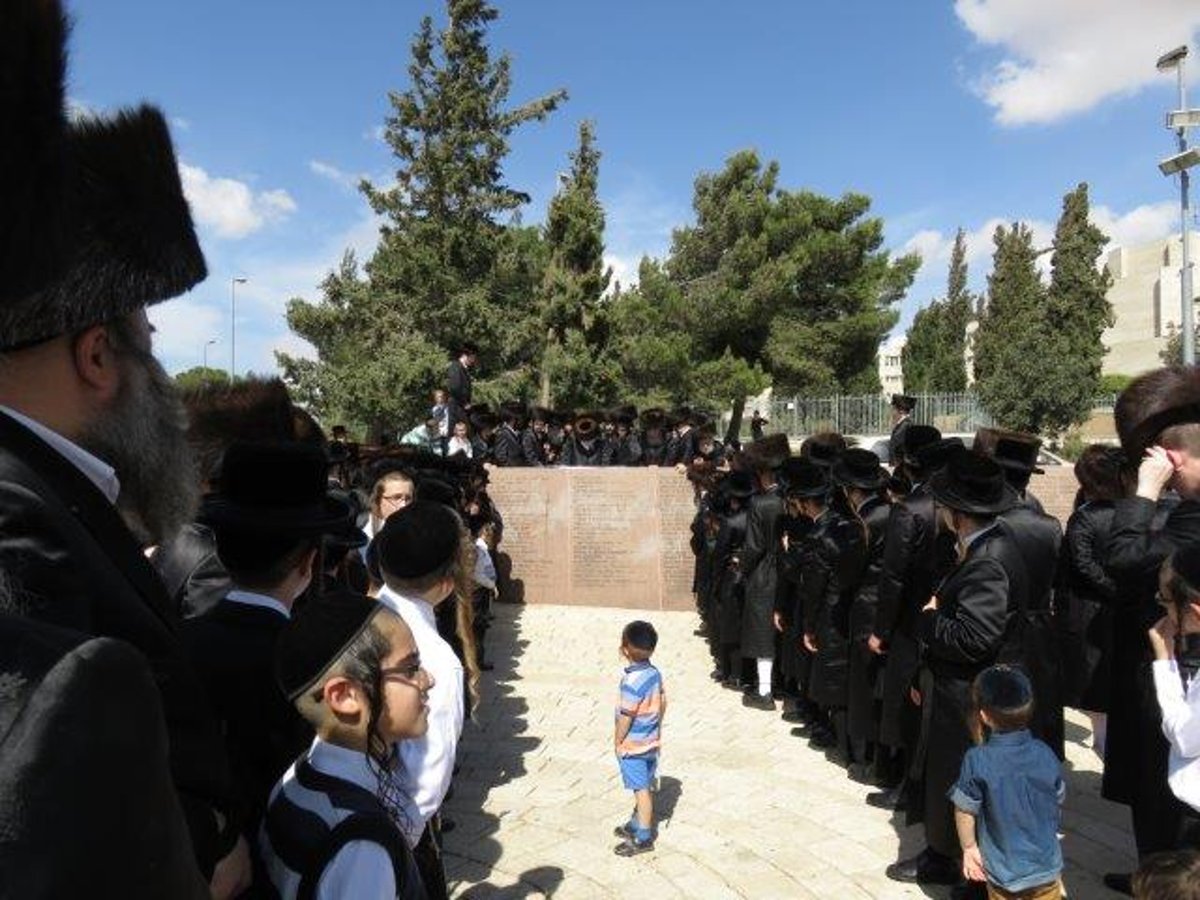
[{"xmin": 67, "ymin": 0, "xmax": 1200, "ymax": 375}]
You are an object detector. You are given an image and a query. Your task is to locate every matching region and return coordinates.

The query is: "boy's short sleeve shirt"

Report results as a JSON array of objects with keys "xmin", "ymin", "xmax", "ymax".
[
  {"xmin": 617, "ymin": 661, "xmax": 663, "ymax": 756},
  {"xmin": 948, "ymin": 730, "xmax": 1064, "ymax": 893}
]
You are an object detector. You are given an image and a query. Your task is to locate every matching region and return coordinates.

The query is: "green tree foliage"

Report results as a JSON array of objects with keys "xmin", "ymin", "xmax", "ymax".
[
  {"xmin": 974, "ymin": 186, "xmax": 1111, "ymax": 434},
  {"xmin": 902, "ymin": 229, "xmax": 972, "ymax": 392},
  {"xmin": 173, "ymin": 366, "xmax": 233, "ymax": 392},
  {"xmin": 1160, "ymin": 321, "xmax": 1200, "ymax": 365},
  {"xmin": 278, "ymin": 0, "xmax": 565, "ymax": 431},
  {"xmin": 535, "ymin": 121, "xmax": 615, "ymax": 407}
]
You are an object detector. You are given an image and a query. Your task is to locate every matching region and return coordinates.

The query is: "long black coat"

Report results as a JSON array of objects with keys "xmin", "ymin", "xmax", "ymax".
[
  {"xmin": 559, "ymin": 436, "xmax": 608, "ymax": 466},
  {"xmin": 641, "ymin": 436, "xmax": 669, "ymax": 467},
  {"xmin": 889, "ymin": 416, "xmax": 912, "ymax": 465},
  {"xmin": 491, "ymin": 424, "xmax": 525, "ymax": 467},
  {"xmin": 848, "ymin": 495, "xmax": 892, "ymax": 742},
  {"xmin": 712, "ymin": 508, "xmax": 748, "ymax": 647},
  {"xmin": 874, "ymin": 483, "xmax": 956, "ymax": 749},
  {"xmin": 997, "ymin": 505, "xmax": 1064, "ymax": 759},
  {"xmin": 800, "ymin": 510, "xmax": 867, "ymax": 709},
  {"xmin": 605, "ymin": 434, "xmax": 643, "ymax": 466},
  {"xmin": 520, "ymin": 428, "xmax": 547, "ymax": 466},
  {"xmin": 740, "ymin": 487, "xmax": 784, "ymax": 658},
  {"xmin": 182, "ymin": 599, "xmax": 313, "ymax": 833},
  {"xmin": 916, "ymin": 525, "xmax": 1026, "ymax": 858},
  {"xmin": 775, "ymin": 514, "xmax": 815, "ymax": 687},
  {"xmin": 665, "ymin": 429, "xmax": 699, "ymax": 467},
  {"xmin": 1056, "ymin": 500, "xmax": 1117, "ymax": 711},
  {"xmin": 0, "ymin": 413, "xmax": 232, "ymax": 878},
  {"xmin": 446, "ymin": 359, "xmax": 472, "ymax": 429},
  {"xmin": 0, "ymin": 615, "xmax": 208, "ymax": 898},
  {"xmin": 153, "ymin": 522, "xmax": 230, "ymax": 619},
  {"xmin": 1103, "ymin": 495, "xmax": 1200, "ymax": 855}
]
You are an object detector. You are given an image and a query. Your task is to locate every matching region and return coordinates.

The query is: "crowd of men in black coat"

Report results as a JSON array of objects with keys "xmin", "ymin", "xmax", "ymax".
[{"xmin": 686, "ymin": 369, "xmax": 1200, "ymax": 897}]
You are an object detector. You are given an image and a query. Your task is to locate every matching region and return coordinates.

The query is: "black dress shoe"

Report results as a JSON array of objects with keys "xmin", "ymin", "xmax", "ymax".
[
  {"xmin": 780, "ymin": 708, "xmax": 810, "ymax": 724},
  {"xmin": 949, "ymin": 881, "xmax": 987, "ymax": 900},
  {"xmin": 847, "ymin": 762, "xmax": 875, "ymax": 785},
  {"xmin": 885, "ymin": 849, "xmax": 959, "ymax": 885},
  {"xmin": 1103, "ymin": 873, "xmax": 1133, "ymax": 896},
  {"xmin": 721, "ymin": 677, "xmax": 743, "ymax": 691},
  {"xmin": 742, "ymin": 693, "xmax": 775, "ymax": 711},
  {"xmin": 710, "ymin": 668, "xmax": 725, "ymax": 682},
  {"xmin": 866, "ymin": 786, "xmax": 906, "ymax": 811},
  {"xmin": 809, "ymin": 726, "xmax": 836, "ymax": 749}
]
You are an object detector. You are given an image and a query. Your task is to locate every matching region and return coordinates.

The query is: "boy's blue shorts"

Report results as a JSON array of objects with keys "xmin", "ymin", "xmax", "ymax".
[{"xmin": 618, "ymin": 752, "xmax": 658, "ymax": 791}]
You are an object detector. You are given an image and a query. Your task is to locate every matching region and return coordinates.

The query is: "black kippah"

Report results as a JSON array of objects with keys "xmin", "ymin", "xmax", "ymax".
[
  {"xmin": 1172, "ymin": 544, "xmax": 1200, "ymax": 594},
  {"xmin": 376, "ymin": 500, "xmax": 460, "ymax": 580},
  {"xmin": 275, "ymin": 594, "xmax": 381, "ymax": 701},
  {"xmin": 975, "ymin": 664, "xmax": 1033, "ymax": 714}
]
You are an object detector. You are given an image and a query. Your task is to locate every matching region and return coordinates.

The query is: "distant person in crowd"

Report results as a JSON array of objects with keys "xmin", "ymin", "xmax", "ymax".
[
  {"xmin": 739, "ymin": 434, "xmax": 789, "ymax": 710},
  {"xmin": 446, "ymin": 342, "xmax": 478, "ymax": 432},
  {"xmin": 400, "ymin": 418, "xmax": 444, "ymax": 455},
  {"xmin": 521, "ymin": 407, "xmax": 551, "ymax": 466},
  {"xmin": 1103, "ymin": 366, "xmax": 1200, "ymax": 893},
  {"xmin": 887, "ymin": 452, "xmax": 1025, "ymax": 888},
  {"xmin": 446, "ymin": 420, "xmax": 473, "ymax": 458},
  {"xmin": 640, "ymin": 408, "xmax": 670, "ymax": 467},
  {"xmin": 560, "ymin": 412, "xmax": 608, "ymax": 466},
  {"xmin": 612, "ymin": 620, "xmax": 666, "ymax": 857},
  {"xmin": 0, "ymin": 21, "xmax": 245, "ymax": 890},
  {"xmin": 887, "ymin": 394, "xmax": 916, "ymax": 465},
  {"xmin": 606, "ymin": 410, "xmax": 643, "ymax": 466},
  {"xmin": 260, "ymin": 594, "xmax": 430, "ymax": 899},
  {"xmin": 431, "ymin": 389, "xmax": 450, "ymax": 446},
  {"xmin": 1132, "ymin": 849, "xmax": 1200, "ymax": 900},
  {"xmin": 470, "ymin": 409, "xmax": 498, "ymax": 463},
  {"xmin": 1057, "ymin": 444, "xmax": 1126, "ymax": 754},
  {"xmin": 184, "ymin": 443, "xmax": 352, "ymax": 875},
  {"xmin": 365, "ymin": 469, "xmax": 416, "ymax": 546},
  {"xmin": 375, "ymin": 501, "xmax": 467, "ymax": 898},
  {"xmin": 710, "ymin": 471, "xmax": 755, "ymax": 687},
  {"xmin": 492, "ymin": 403, "xmax": 525, "ymax": 466},
  {"xmin": 1146, "ymin": 548, "xmax": 1200, "ymax": 843},
  {"xmin": 750, "ymin": 409, "xmax": 768, "ymax": 442},
  {"xmin": 665, "ymin": 409, "xmax": 699, "ymax": 467},
  {"xmin": 950, "ymin": 665, "xmax": 1065, "ymax": 900},
  {"xmin": 974, "ymin": 428, "xmax": 1047, "ymax": 514},
  {"xmin": 695, "ymin": 423, "xmax": 724, "ymax": 465}
]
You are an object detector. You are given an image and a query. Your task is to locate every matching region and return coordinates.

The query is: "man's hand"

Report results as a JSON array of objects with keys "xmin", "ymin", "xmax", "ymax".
[
  {"xmin": 961, "ymin": 845, "xmax": 985, "ymax": 882},
  {"xmin": 922, "ymin": 595, "xmax": 938, "ymax": 613},
  {"xmin": 1148, "ymin": 614, "xmax": 1178, "ymax": 662},
  {"xmin": 209, "ymin": 836, "xmax": 252, "ymax": 900},
  {"xmin": 772, "ymin": 611, "xmax": 784, "ymax": 633},
  {"xmin": 803, "ymin": 632, "xmax": 818, "ymax": 653},
  {"xmin": 1137, "ymin": 446, "xmax": 1176, "ymax": 501},
  {"xmin": 909, "ymin": 687, "xmax": 922, "ymax": 707},
  {"xmin": 867, "ymin": 634, "xmax": 885, "ymax": 655}
]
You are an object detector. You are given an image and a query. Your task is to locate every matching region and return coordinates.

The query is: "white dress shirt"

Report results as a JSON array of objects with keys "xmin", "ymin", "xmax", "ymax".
[
  {"xmin": 224, "ymin": 589, "xmax": 291, "ymax": 619},
  {"xmin": 1152, "ymin": 658, "xmax": 1200, "ymax": 813},
  {"xmin": 376, "ymin": 585, "xmax": 465, "ymax": 847},
  {"xmin": 473, "ymin": 537, "xmax": 497, "ymax": 592},
  {"xmin": 0, "ymin": 405, "xmax": 120, "ymax": 504}
]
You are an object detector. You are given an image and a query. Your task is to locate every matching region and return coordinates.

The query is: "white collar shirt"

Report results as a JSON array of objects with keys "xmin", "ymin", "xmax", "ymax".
[
  {"xmin": 224, "ymin": 589, "xmax": 291, "ymax": 619},
  {"xmin": 0, "ymin": 405, "xmax": 120, "ymax": 504},
  {"xmin": 376, "ymin": 585, "xmax": 464, "ymax": 847},
  {"xmin": 1152, "ymin": 659, "xmax": 1200, "ymax": 813}
]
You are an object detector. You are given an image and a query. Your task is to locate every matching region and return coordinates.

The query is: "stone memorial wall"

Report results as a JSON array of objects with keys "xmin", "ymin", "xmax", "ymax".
[{"xmin": 487, "ymin": 467, "xmax": 698, "ymax": 611}]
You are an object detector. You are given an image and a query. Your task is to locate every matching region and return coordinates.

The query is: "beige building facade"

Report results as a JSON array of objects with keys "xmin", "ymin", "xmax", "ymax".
[
  {"xmin": 1102, "ymin": 231, "xmax": 1199, "ymax": 375},
  {"xmin": 878, "ymin": 334, "xmax": 905, "ymax": 395}
]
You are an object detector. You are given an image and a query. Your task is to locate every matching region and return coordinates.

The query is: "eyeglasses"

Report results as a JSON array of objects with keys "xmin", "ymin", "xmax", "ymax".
[
  {"xmin": 381, "ymin": 661, "xmax": 428, "ymax": 688},
  {"xmin": 381, "ymin": 493, "xmax": 412, "ymax": 506}
]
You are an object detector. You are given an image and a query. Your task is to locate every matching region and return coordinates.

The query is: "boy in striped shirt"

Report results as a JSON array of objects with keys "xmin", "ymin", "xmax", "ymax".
[{"xmin": 613, "ymin": 620, "xmax": 666, "ymax": 856}]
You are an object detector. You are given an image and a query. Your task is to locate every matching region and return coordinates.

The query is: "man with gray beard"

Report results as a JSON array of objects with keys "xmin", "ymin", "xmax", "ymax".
[{"xmin": 0, "ymin": 60, "xmax": 247, "ymax": 900}]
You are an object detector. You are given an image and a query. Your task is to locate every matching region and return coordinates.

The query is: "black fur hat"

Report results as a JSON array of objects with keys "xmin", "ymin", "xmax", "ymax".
[
  {"xmin": 1, "ymin": 0, "xmax": 71, "ymax": 302},
  {"xmin": 745, "ymin": 433, "xmax": 791, "ymax": 471},
  {"xmin": 1, "ymin": 105, "xmax": 206, "ymax": 350}
]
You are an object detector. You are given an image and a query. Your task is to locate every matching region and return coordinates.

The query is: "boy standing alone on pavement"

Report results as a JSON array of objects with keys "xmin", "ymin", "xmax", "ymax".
[{"xmin": 613, "ymin": 621, "xmax": 666, "ymax": 857}]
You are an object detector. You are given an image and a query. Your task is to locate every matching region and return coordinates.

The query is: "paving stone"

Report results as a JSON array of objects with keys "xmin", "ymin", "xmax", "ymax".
[{"xmin": 443, "ymin": 604, "xmax": 1136, "ymax": 899}]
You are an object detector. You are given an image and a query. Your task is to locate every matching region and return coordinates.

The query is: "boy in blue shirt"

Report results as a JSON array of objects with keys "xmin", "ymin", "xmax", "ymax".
[
  {"xmin": 950, "ymin": 665, "xmax": 1065, "ymax": 899},
  {"xmin": 613, "ymin": 620, "xmax": 666, "ymax": 857}
]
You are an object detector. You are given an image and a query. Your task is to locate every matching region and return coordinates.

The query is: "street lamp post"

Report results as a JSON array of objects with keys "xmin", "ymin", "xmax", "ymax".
[
  {"xmin": 230, "ymin": 276, "xmax": 247, "ymax": 381},
  {"xmin": 1157, "ymin": 45, "xmax": 1196, "ymax": 365},
  {"xmin": 203, "ymin": 338, "xmax": 217, "ymax": 370}
]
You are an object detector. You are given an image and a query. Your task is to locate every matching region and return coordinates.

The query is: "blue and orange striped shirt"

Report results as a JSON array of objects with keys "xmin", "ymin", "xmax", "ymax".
[{"xmin": 616, "ymin": 660, "xmax": 664, "ymax": 756}]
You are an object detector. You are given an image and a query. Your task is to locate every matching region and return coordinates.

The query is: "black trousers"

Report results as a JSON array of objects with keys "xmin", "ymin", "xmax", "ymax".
[{"xmin": 414, "ymin": 818, "xmax": 448, "ymax": 900}]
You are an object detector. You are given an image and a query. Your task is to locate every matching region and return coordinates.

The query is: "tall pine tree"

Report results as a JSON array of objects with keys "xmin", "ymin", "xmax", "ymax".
[{"xmin": 903, "ymin": 229, "xmax": 972, "ymax": 393}]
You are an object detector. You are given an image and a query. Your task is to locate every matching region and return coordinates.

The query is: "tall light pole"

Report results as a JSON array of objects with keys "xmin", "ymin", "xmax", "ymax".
[
  {"xmin": 1157, "ymin": 45, "xmax": 1197, "ymax": 365},
  {"xmin": 230, "ymin": 276, "xmax": 247, "ymax": 381},
  {"xmin": 203, "ymin": 338, "xmax": 217, "ymax": 370}
]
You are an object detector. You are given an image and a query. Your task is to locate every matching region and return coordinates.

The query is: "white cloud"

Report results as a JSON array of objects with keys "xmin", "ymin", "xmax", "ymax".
[
  {"xmin": 148, "ymin": 298, "xmax": 224, "ymax": 370},
  {"xmin": 170, "ymin": 116, "xmax": 191, "ymax": 131},
  {"xmin": 603, "ymin": 253, "xmax": 640, "ymax": 295},
  {"xmin": 955, "ymin": 0, "xmax": 1200, "ymax": 125},
  {"xmin": 309, "ymin": 159, "xmax": 367, "ymax": 191},
  {"xmin": 178, "ymin": 163, "xmax": 297, "ymax": 240},
  {"xmin": 1091, "ymin": 201, "xmax": 1178, "ymax": 250}
]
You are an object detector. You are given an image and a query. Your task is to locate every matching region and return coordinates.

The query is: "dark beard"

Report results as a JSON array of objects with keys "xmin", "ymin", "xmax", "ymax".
[{"xmin": 78, "ymin": 351, "xmax": 198, "ymax": 546}]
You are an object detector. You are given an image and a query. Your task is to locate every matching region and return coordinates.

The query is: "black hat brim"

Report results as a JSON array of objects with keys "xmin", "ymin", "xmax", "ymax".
[
  {"xmin": 930, "ymin": 472, "xmax": 1019, "ymax": 516},
  {"xmin": 832, "ymin": 463, "xmax": 888, "ymax": 491},
  {"xmin": 202, "ymin": 495, "xmax": 353, "ymax": 536}
]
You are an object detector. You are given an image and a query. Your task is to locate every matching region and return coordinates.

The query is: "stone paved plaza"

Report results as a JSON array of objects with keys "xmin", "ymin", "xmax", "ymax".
[{"xmin": 443, "ymin": 604, "xmax": 1136, "ymax": 898}]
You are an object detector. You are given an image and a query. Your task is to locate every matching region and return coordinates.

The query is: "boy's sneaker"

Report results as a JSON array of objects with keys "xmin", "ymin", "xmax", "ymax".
[
  {"xmin": 613, "ymin": 821, "xmax": 634, "ymax": 839},
  {"xmin": 614, "ymin": 835, "xmax": 655, "ymax": 857}
]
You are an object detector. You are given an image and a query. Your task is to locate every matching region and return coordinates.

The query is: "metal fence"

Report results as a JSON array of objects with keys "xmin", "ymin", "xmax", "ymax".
[{"xmin": 739, "ymin": 392, "xmax": 1118, "ymax": 440}]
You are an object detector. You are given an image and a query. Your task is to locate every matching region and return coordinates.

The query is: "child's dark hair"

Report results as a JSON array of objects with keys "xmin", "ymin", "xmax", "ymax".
[
  {"xmin": 622, "ymin": 620, "xmax": 658, "ymax": 659},
  {"xmin": 971, "ymin": 664, "xmax": 1034, "ymax": 739},
  {"xmin": 1133, "ymin": 849, "xmax": 1200, "ymax": 900}
]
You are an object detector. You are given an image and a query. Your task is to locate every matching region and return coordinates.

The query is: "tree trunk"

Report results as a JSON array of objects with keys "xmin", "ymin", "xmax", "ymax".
[
  {"xmin": 725, "ymin": 395, "xmax": 746, "ymax": 447},
  {"xmin": 539, "ymin": 330, "xmax": 554, "ymax": 407}
]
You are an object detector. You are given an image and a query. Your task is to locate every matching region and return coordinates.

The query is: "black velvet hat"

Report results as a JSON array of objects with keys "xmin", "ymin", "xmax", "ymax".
[
  {"xmin": 745, "ymin": 433, "xmax": 791, "ymax": 471},
  {"xmin": 724, "ymin": 470, "xmax": 755, "ymax": 499},
  {"xmin": 1171, "ymin": 543, "xmax": 1200, "ymax": 593},
  {"xmin": 909, "ymin": 435, "xmax": 962, "ymax": 476},
  {"xmin": 202, "ymin": 442, "xmax": 353, "ymax": 535},
  {"xmin": 573, "ymin": 411, "xmax": 600, "ymax": 438},
  {"xmin": 783, "ymin": 458, "xmax": 830, "ymax": 499},
  {"xmin": 470, "ymin": 409, "xmax": 499, "ymax": 432},
  {"xmin": 500, "ymin": 401, "xmax": 526, "ymax": 426},
  {"xmin": 530, "ymin": 406, "xmax": 552, "ymax": 424},
  {"xmin": 1115, "ymin": 366, "xmax": 1200, "ymax": 460},
  {"xmin": 891, "ymin": 394, "xmax": 917, "ymax": 413},
  {"xmin": 930, "ymin": 451, "xmax": 1018, "ymax": 516},
  {"xmin": 275, "ymin": 594, "xmax": 383, "ymax": 701},
  {"xmin": 900, "ymin": 424, "xmax": 941, "ymax": 463},
  {"xmin": 1, "ymin": 105, "xmax": 206, "ymax": 351},
  {"xmin": 640, "ymin": 408, "xmax": 667, "ymax": 431},
  {"xmin": 801, "ymin": 433, "xmax": 847, "ymax": 469},
  {"xmin": 323, "ymin": 489, "xmax": 368, "ymax": 554},
  {"xmin": 375, "ymin": 500, "xmax": 461, "ymax": 580},
  {"xmin": 833, "ymin": 447, "xmax": 889, "ymax": 490},
  {"xmin": 974, "ymin": 428, "xmax": 1044, "ymax": 474}
]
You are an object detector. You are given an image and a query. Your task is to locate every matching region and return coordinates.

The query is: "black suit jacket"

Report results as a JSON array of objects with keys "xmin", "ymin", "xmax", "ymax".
[
  {"xmin": 0, "ymin": 412, "xmax": 232, "ymax": 876},
  {"xmin": 874, "ymin": 483, "xmax": 955, "ymax": 644},
  {"xmin": 446, "ymin": 359, "xmax": 472, "ymax": 428},
  {"xmin": 492, "ymin": 424, "xmax": 525, "ymax": 467},
  {"xmin": 520, "ymin": 428, "xmax": 547, "ymax": 466},
  {"xmin": 154, "ymin": 522, "xmax": 231, "ymax": 619}
]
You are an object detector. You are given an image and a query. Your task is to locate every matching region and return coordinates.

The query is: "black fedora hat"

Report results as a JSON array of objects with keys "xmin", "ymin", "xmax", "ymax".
[
  {"xmin": 891, "ymin": 394, "xmax": 917, "ymax": 413},
  {"xmin": 833, "ymin": 447, "xmax": 889, "ymax": 491},
  {"xmin": 745, "ymin": 433, "xmax": 791, "ymax": 471},
  {"xmin": 202, "ymin": 442, "xmax": 353, "ymax": 535},
  {"xmin": 993, "ymin": 436, "xmax": 1044, "ymax": 475},
  {"xmin": 530, "ymin": 406, "xmax": 552, "ymax": 424},
  {"xmin": 909, "ymin": 435, "xmax": 962, "ymax": 475},
  {"xmin": 470, "ymin": 409, "xmax": 498, "ymax": 431},
  {"xmin": 724, "ymin": 470, "xmax": 755, "ymax": 499},
  {"xmin": 640, "ymin": 407, "xmax": 667, "ymax": 430},
  {"xmin": 783, "ymin": 458, "xmax": 830, "ymax": 499},
  {"xmin": 802, "ymin": 432, "xmax": 847, "ymax": 469},
  {"xmin": 900, "ymin": 424, "xmax": 941, "ymax": 463},
  {"xmin": 931, "ymin": 452, "xmax": 1018, "ymax": 516}
]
